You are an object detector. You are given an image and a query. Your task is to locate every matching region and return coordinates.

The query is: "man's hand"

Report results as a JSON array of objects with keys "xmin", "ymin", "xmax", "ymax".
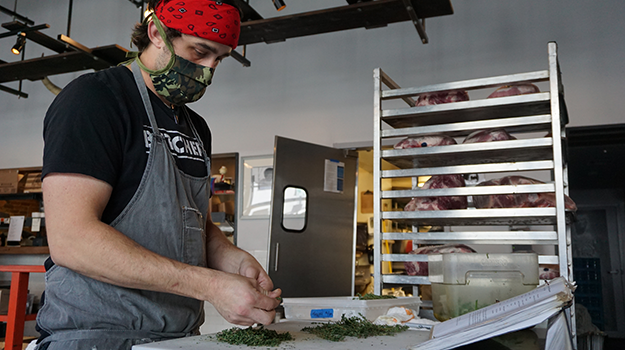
[
  {"xmin": 239, "ymin": 256, "xmax": 279, "ymax": 295},
  {"xmin": 203, "ymin": 218, "xmax": 282, "ymax": 325},
  {"xmin": 207, "ymin": 270, "xmax": 281, "ymax": 326}
]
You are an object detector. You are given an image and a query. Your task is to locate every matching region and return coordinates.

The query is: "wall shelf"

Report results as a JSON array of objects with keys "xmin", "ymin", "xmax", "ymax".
[{"xmin": 0, "ymin": 246, "xmax": 49, "ymax": 255}]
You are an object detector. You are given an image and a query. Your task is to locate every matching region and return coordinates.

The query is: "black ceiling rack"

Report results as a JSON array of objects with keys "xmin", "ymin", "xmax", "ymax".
[{"xmin": 0, "ymin": 0, "xmax": 453, "ymax": 97}]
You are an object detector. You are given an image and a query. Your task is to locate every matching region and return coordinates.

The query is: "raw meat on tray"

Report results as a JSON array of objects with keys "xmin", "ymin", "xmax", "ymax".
[
  {"xmin": 487, "ymin": 83, "xmax": 540, "ymax": 98},
  {"xmin": 394, "ymin": 134, "xmax": 457, "ymax": 149},
  {"xmin": 404, "ymin": 175, "xmax": 467, "ymax": 211},
  {"xmin": 462, "ymin": 128, "xmax": 516, "ymax": 144},
  {"xmin": 473, "ymin": 175, "xmax": 577, "ymax": 211},
  {"xmin": 416, "ymin": 89, "xmax": 469, "ymax": 106},
  {"xmin": 405, "ymin": 244, "xmax": 476, "ymax": 276}
]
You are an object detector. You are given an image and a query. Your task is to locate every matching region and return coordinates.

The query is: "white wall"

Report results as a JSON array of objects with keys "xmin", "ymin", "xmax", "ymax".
[{"xmin": 0, "ymin": 0, "xmax": 624, "ymax": 168}]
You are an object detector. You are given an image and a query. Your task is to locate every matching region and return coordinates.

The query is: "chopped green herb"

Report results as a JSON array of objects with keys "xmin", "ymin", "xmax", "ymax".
[
  {"xmin": 353, "ymin": 293, "xmax": 397, "ymax": 300},
  {"xmin": 215, "ymin": 325, "xmax": 292, "ymax": 347},
  {"xmin": 302, "ymin": 315, "xmax": 408, "ymax": 342}
]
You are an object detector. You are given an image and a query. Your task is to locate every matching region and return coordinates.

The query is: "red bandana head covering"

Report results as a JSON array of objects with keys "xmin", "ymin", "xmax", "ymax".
[{"xmin": 155, "ymin": 0, "xmax": 240, "ymax": 49}]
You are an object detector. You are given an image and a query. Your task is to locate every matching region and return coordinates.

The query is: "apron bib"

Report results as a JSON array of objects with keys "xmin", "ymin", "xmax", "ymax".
[{"xmin": 36, "ymin": 62, "xmax": 211, "ymax": 349}]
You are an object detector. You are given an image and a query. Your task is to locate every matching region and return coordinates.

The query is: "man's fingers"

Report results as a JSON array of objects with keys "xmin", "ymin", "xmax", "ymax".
[
  {"xmin": 268, "ymin": 288, "xmax": 282, "ymax": 299},
  {"xmin": 248, "ymin": 308, "xmax": 276, "ymax": 326},
  {"xmin": 255, "ymin": 292, "xmax": 281, "ymax": 312}
]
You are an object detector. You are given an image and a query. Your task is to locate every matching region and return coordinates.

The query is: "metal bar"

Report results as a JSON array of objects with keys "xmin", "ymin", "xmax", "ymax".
[
  {"xmin": 538, "ymin": 255, "xmax": 559, "ymax": 265},
  {"xmin": 0, "ymin": 83, "xmax": 28, "ymax": 98},
  {"xmin": 382, "ymin": 138, "xmax": 553, "ymax": 158},
  {"xmin": 382, "ymin": 92, "xmax": 551, "ymax": 119},
  {"xmin": 0, "ymin": 5, "xmax": 34, "ymax": 25},
  {"xmin": 381, "ymin": 160, "xmax": 555, "ymax": 178},
  {"xmin": 384, "ymin": 254, "xmax": 427, "ymax": 262},
  {"xmin": 58, "ymin": 34, "xmax": 91, "ymax": 53},
  {"xmin": 381, "ymin": 70, "xmax": 550, "ymax": 100},
  {"xmin": 232, "ymin": 0, "xmax": 264, "ymax": 21},
  {"xmin": 548, "ymin": 42, "xmax": 569, "ymax": 281},
  {"xmin": 380, "ymin": 69, "xmax": 416, "ymax": 107},
  {"xmin": 382, "ymin": 207, "xmax": 556, "ymax": 219},
  {"xmin": 230, "ymin": 49, "xmax": 251, "ymax": 67},
  {"xmin": 238, "ymin": 0, "xmax": 452, "ymax": 46},
  {"xmin": 0, "ymin": 51, "xmax": 112, "ymax": 83},
  {"xmin": 373, "ymin": 68, "xmax": 383, "ymax": 295},
  {"xmin": 382, "ymin": 275, "xmax": 430, "ymax": 285},
  {"xmin": 383, "ymin": 231, "xmax": 558, "ymax": 244},
  {"xmin": 381, "ymin": 114, "xmax": 552, "ymax": 139},
  {"xmin": 383, "ymin": 183, "xmax": 555, "ymax": 198},
  {"xmin": 67, "ymin": 0, "xmax": 73, "ymax": 37},
  {"xmin": 548, "ymin": 41, "xmax": 576, "ymax": 343},
  {"xmin": 383, "ymin": 253, "xmax": 561, "ymax": 265},
  {"xmin": 273, "ymin": 242, "xmax": 279, "ymax": 271},
  {"xmin": 0, "ymin": 23, "xmax": 49, "ymax": 39},
  {"xmin": 2, "ymin": 22, "xmax": 66, "ymax": 53},
  {"xmin": 401, "ymin": 0, "xmax": 428, "ymax": 43}
]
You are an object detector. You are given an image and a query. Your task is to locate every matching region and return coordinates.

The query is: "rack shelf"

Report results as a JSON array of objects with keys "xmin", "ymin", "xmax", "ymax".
[{"xmin": 372, "ymin": 41, "xmax": 574, "ymax": 337}]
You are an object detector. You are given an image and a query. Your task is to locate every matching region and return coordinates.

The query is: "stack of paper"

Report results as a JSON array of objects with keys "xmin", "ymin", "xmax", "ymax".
[{"xmin": 411, "ymin": 277, "xmax": 575, "ymax": 350}]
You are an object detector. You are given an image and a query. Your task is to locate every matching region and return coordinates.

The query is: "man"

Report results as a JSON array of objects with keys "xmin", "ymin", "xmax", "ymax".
[{"xmin": 35, "ymin": 1, "xmax": 281, "ymax": 349}]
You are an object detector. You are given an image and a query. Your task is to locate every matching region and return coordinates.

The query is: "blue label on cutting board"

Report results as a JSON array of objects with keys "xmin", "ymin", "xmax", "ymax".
[{"xmin": 310, "ymin": 308, "xmax": 334, "ymax": 318}]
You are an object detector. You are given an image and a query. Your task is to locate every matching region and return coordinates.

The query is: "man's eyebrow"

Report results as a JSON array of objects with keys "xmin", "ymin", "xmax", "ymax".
[{"xmin": 196, "ymin": 42, "xmax": 231, "ymax": 58}]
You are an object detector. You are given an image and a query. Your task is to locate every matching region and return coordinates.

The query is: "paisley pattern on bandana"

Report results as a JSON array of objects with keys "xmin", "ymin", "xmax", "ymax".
[
  {"xmin": 151, "ymin": 55, "xmax": 214, "ymax": 106},
  {"xmin": 155, "ymin": 0, "xmax": 240, "ymax": 49}
]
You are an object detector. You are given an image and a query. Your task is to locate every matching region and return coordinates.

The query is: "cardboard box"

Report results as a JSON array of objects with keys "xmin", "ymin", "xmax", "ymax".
[
  {"xmin": 23, "ymin": 172, "xmax": 42, "ymax": 193},
  {"xmin": 223, "ymin": 200, "xmax": 235, "ymax": 215},
  {"xmin": 0, "ymin": 169, "xmax": 19, "ymax": 194}
]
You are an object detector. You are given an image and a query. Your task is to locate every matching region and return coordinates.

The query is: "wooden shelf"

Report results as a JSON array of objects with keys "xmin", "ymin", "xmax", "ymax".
[
  {"xmin": 0, "ymin": 193, "xmax": 42, "ymax": 201},
  {"xmin": 0, "ymin": 246, "xmax": 49, "ymax": 255},
  {"xmin": 213, "ymin": 190, "xmax": 235, "ymax": 195}
]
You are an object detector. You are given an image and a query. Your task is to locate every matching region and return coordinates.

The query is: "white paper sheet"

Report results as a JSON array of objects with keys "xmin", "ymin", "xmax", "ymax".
[{"xmin": 7, "ymin": 215, "xmax": 25, "ymax": 243}]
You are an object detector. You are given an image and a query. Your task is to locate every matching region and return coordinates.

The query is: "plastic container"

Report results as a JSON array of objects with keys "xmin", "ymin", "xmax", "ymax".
[
  {"xmin": 428, "ymin": 253, "xmax": 538, "ymax": 321},
  {"xmin": 282, "ymin": 296, "xmax": 422, "ymax": 322}
]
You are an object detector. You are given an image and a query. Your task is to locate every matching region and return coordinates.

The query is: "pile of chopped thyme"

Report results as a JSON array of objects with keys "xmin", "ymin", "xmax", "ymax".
[
  {"xmin": 301, "ymin": 315, "xmax": 408, "ymax": 342},
  {"xmin": 215, "ymin": 325, "xmax": 292, "ymax": 347},
  {"xmin": 353, "ymin": 293, "xmax": 397, "ymax": 300}
]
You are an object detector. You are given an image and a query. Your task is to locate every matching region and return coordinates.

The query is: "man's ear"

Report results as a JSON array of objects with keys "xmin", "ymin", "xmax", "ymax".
[{"xmin": 147, "ymin": 20, "xmax": 166, "ymax": 50}]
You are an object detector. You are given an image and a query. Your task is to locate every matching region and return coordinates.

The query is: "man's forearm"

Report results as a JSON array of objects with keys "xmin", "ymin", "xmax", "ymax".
[
  {"xmin": 43, "ymin": 173, "xmax": 218, "ymax": 301},
  {"xmin": 205, "ymin": 220, "xmax": 248, "ymax": 274},
  {"xmin": 49, "ymin": 218, "xmax": 217, "ymax": 300}
]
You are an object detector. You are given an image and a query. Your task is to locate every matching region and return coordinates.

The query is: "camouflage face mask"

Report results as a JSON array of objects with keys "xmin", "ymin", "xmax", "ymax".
[
  {"xmin": 149, "ymin": 55, "xmax": 213, "ymax": 106},
  {"xmin": 135, "ymin": 15, "xmax": 214, "ymax": 106}
]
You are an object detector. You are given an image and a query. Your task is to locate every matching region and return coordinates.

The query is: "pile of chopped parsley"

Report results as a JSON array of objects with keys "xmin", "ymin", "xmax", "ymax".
[
  {"xmin": 301, "ymin": 315, "xmax": 408, "ymax": 342},
  {"xmin": 215, "ymin": 325, "xmax": 292, "ymax": 347}
]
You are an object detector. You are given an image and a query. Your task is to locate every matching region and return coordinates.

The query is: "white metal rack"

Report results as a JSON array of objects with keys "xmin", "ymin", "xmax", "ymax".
[{"xmin": 372, "ymin": 41, "xmax": 574, "ymax": 335}]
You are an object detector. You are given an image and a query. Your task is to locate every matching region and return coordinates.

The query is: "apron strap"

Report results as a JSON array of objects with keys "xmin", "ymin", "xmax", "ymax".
[
  {"xmin": 180, "ymin": 106, "xmax": 211, "ymax": 176},
  {"xmin": 131, "ymin": 61, "xmax": 162, "ymax": 139}
]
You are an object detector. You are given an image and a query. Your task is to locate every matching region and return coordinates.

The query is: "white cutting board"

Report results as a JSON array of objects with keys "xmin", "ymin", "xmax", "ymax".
[{"xmin": 132, "ymin": 320, "xmax": 430, "ymax": 350}]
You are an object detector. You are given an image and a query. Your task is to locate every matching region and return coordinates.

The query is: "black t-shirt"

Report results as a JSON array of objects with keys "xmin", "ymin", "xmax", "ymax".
[{"xmin": 42, "ymin": 65, "xmax": 212, "ymax": 225}]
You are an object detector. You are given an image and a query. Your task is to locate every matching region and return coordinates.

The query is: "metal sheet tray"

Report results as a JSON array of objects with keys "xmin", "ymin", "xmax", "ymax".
[{"xmin": 381, "ymin": 207, "xmax": 559, "ymax": 226}]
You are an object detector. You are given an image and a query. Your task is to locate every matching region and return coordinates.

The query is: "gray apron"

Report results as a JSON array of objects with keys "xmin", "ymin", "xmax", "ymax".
[{"xmin": 36, "ymin": 61, "xmax": 212, "ymax": 349}]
